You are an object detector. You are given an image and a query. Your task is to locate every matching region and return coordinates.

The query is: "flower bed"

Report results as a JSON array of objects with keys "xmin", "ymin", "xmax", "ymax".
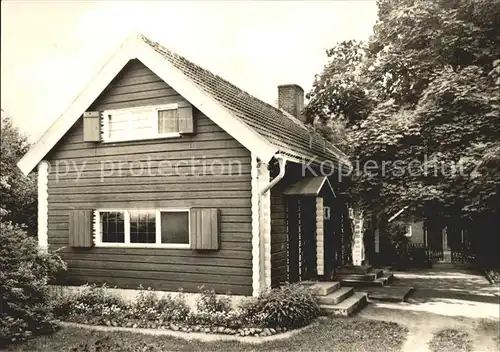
[{"xmin": 52, "ymin": 284, "xmax": 320, "ymax": 337}]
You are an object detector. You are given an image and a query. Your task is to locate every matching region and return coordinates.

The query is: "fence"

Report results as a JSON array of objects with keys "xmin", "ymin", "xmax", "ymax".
[
  {"xmin": 378, "ymin": 242, "xmax": 444, "ymax": 269},
  {"xmin": 451, "ymin": 243, "xmax": 476, "ymax": 264}
]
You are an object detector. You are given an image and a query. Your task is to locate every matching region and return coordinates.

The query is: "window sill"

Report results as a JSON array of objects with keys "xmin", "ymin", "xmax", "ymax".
[
  {"xmin": 102, "ymin": 132, "xmax": 181, "ymax": 144},
  {"xmin": 94, "ymin": 243, "xmax": 190, "ymax": 249}
]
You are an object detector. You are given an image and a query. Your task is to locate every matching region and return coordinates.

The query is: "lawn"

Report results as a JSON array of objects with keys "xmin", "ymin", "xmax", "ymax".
[
  {"xmin": 428, "ymin": 329, "xmax": 473, "ymax": 352},
  {"xmin": 9, "ymin": 317, "xmax": 408, "ymax": 352}
]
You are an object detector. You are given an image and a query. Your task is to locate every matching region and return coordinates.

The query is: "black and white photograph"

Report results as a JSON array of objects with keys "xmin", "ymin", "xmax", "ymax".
[{"xmin": 1, "ymin": 0, "xmax": 499, "ymax": 351}]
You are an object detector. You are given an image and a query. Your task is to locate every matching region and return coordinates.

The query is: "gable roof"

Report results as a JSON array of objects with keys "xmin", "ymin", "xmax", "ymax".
[
  {"xmin": 17, "ymin": 33, "xmax": 350, "ymax": 175},
  {"xmin": 283, "ymin": 176, "xmax": 336, "ymax": 197}
]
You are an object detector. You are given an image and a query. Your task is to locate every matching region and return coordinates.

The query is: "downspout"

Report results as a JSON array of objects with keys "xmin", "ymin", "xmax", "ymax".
[{"xmin": 260, "ymin": 155, "xmax": 287, "ymax": 194}]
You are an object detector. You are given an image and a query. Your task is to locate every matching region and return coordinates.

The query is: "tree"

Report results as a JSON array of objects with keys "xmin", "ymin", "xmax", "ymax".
[
  {"xmin": 0, "ymin": 111, "xmax": 37, "ymax": 234},
  {"xmin": 306, "ymin": 0, "xmax": 500, "ymax": 221}
]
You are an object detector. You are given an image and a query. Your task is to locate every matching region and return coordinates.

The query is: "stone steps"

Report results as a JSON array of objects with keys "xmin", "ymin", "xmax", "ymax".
[
  {"xmin": 365, "ymin": 286, "xmax": 414, "ymax": 302},
  {"xmin": 300, "ymin": 281, "xmax": 367, "ymax": 316},
  {"xmin": 337, "ymin": 265, "xmax": 373, "ymax": 275},
  {"xmin": 308, "ymin": 281, "xmax": 341, "ymax": 296},
  {"xmin": 317, "ymin": 287, "xmax": 354, "ymax": 305},
  {"xmin": 336, "ymin": 269, "xmax": 383, "ymax": 281},
  {"xmin": 341, "ymin": 273, "xmax": 394, "ymax": 287},
  {"xmin": 320, "ymin": 292, "xmax": 368, "ymax": 316}
]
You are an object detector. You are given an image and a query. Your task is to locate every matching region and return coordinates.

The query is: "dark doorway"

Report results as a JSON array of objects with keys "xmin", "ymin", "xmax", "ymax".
[{"xmin": 287, "ymin": 196, "xmax": 317, "ymax": 282}]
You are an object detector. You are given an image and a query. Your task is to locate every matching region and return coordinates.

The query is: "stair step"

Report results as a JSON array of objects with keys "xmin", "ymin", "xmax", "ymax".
[
  {"xmin": 367, "ymin": 286, "xmax": 414, "ymax": 302},
  {"xmin": 337, "ymin": 265, "xmax": 372, "ymax": 275},
  {"xmin": 380, "ymin": 273, "xmax": 394, "ymax": 284},
  {"xmin": 337, "ymin": 269, "xmax": 383, "ymax": 281},
  {"xmin": 342, "ymin": 273, "xmax": 394, "ymax": 287},
  {"xmin": 308, "ymin": 281, "xmax": 341, "ymax": 296},
  {"xmin": 320, "ymin": 292, "xmax": 368, "ymax": 316},
  {"xmin": 317, "ymin": 287, "xmax": 354, "ymax": 305}
]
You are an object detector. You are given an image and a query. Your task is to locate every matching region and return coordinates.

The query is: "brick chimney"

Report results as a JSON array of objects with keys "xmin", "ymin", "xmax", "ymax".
[{"xmin": 278, "ymin": 84, "xmax": 305, "ymax": 123}]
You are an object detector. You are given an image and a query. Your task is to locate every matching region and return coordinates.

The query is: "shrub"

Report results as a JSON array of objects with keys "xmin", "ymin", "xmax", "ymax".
[
  {"xmin": 159, "ymin": 292, "xmax": 191, "ymax": 323},
  {"xmin": 240, "ymin": 284, "xmax": 320, "ymax": 329},
  {"xmin": 0, "ymin": 221, "xmax": 66, "ymax": 346},
  {"xmin": 196, "ymin": 286, "xmax": 231, "ymax": 314},
  {"xmin": 55, "ymin": 286, "xmax": 191, "ymax": 327},
  {"xmin": 127, "ymin": 288, "xmax": 190, "ymax": 324},
  {"xmin": 54, "ymin": 284, "xmax": 128, "ymax": 323},
  {"xmin": 186, "ymin": 286, "xmax": 241, "ymax": 328}
]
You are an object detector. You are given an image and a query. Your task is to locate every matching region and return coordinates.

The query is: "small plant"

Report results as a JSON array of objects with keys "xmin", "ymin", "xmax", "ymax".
[
  {"xmin": 54, "ymin": 284, "xmax": 127, "ymax": 319},
  {"xmin": 196, "ymin": 286, "xmax": 231, "ymax": 314},
  {"xmin": 240, "ymin": 284, "xmax": 320, "ymax": 329},
  {"xmin": 188, "ymin": 286, "xmax": 237, "ymax": 327},
  {"xmin": 54, "ymin": 285, "xmax": 191, "ymax": 328},
  {"xmin": 53, "ymin": 284, "xmax": 129, "ymax": 327}
]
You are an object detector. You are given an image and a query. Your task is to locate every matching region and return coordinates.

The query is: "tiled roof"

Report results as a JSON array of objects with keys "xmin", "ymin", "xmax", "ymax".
[{"xmin": 140, "ymin": 35, "xmax": 350, "ymax": 169}]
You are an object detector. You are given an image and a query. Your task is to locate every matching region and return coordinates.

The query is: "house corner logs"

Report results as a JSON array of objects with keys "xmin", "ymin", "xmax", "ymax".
[{"xmin": 352, "ymin": 210, "xmax": 365, "ymax": 266}]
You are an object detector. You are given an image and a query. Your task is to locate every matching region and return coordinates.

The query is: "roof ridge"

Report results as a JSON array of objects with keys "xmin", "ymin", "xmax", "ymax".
[
  {"xmin": 279, "ymin": 107, "xmax": 348, "ymax": 160},
  {"xmin": 138, "ymin": 33, "xmax": 350, "ymax": 167},
  {"xmin": 139, "ymin": 34, "xmax": 295, "ymax": 119}
]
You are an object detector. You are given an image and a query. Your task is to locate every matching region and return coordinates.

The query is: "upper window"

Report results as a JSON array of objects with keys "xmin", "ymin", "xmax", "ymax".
[
  {"xmin": 102, "ymin": 104, "xmax": 180, "ymax": 142},
  {"xmin": 95, "ymin": 209, "xmax": 190, "ymax": 248}
]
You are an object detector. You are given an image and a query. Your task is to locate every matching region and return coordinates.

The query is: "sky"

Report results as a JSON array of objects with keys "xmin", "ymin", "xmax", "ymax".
[{"xmin": 1, "ymin": 0, "xmax": 377, "ymax": 142}]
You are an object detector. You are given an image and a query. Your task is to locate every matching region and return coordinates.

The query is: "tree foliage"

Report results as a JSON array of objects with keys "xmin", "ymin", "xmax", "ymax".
[
  {"xmin": 0, "ymin": 112, "xmax": 37, "ymax": 234},
  {"xmin": 306, "ymin": 0, "xmax": 500, "ymax": 219}
]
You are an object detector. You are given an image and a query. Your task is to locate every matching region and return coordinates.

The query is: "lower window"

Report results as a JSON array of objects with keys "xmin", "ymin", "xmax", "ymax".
[
  {"xmin": 96, "ymin": 209, "xmax": 190, "ymax": 247},
  {"xmin": 130, "ymin": 210, "xmax": 156, "ymax": 244},
  {"xmin": 101, "ymin": 211, "xmax": 125, "ymax": 243},
  {"xmin": 160, "ymin": 211, "xmax": 189, "ymax": 244}
]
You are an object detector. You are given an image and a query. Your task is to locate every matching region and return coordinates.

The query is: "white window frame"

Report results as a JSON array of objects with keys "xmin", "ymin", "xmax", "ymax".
[
  {"xmin": 102, "ymin": 103, "xmax": 181, "ymax": 143},
  {"xmin": 323, "ymin": 206, "xmax": 331, "ymax": 220},
  {"xmin": 94, "ymin": 208, "xmax": 190, "ymax": 248}
]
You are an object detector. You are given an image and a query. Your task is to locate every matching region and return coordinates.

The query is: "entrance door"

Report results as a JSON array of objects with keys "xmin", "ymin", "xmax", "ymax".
[
  {"xmin": 299, "ymin": 197, "xmax": 317, "ymax": 280},
  {"xmin": 287, "ymin": 196, "xmax": 317, "ymax": 282}
]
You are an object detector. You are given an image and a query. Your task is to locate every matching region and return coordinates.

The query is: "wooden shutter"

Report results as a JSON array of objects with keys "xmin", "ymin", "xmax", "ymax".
[
  {"xmin": 189, "ymin": 208, "xmax": 220, "ymax": 250},
  {"xmin": 69, "ymin": 210, "xmax": 94, "ymax": 248},
  {"xmin": 83, "ymin": 111, "xmax": 101, "ymax": 142},
  {"xmin": 177, "ymin": 101, "xmax": 195, "ymax": 134}
]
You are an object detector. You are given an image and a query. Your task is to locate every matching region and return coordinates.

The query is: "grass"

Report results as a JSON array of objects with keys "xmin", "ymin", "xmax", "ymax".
[
  {"xmin": 428, "ymin": 328, "xmax": 473, "ymax": 352},
  {"xmin": 478, "ymin": 319, "xmax": 500, "ymax": 351},
  {"xmin": 8, "ymin": 317, "xmax": 408, "ymax": 352}
]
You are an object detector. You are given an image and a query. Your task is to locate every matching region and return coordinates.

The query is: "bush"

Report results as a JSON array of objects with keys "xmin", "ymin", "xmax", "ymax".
[
  {"xmin": 240, "ymin": 284, "xmax": 320, "ymax": 329},
  {"xmin": 54, "ymin": 284, "xmax": 128, "ymax": 323},
  {"xmin": 127, "ymin": 288, "xmax": 190, "ymax": 324},
  {"xmin": 0, "ymin": 221, "xmax": 66, "ymax": 346},
  {"xmin": 55, "ymin": 285, "xmax": 191, "ymax": 327},
  {"xmin": 186, "ymin": 287, "xmax": 238, "ymax": 327},
  {"xmin": 196, "ymin": 286, "xmax": 231, "ymax": 314}
]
